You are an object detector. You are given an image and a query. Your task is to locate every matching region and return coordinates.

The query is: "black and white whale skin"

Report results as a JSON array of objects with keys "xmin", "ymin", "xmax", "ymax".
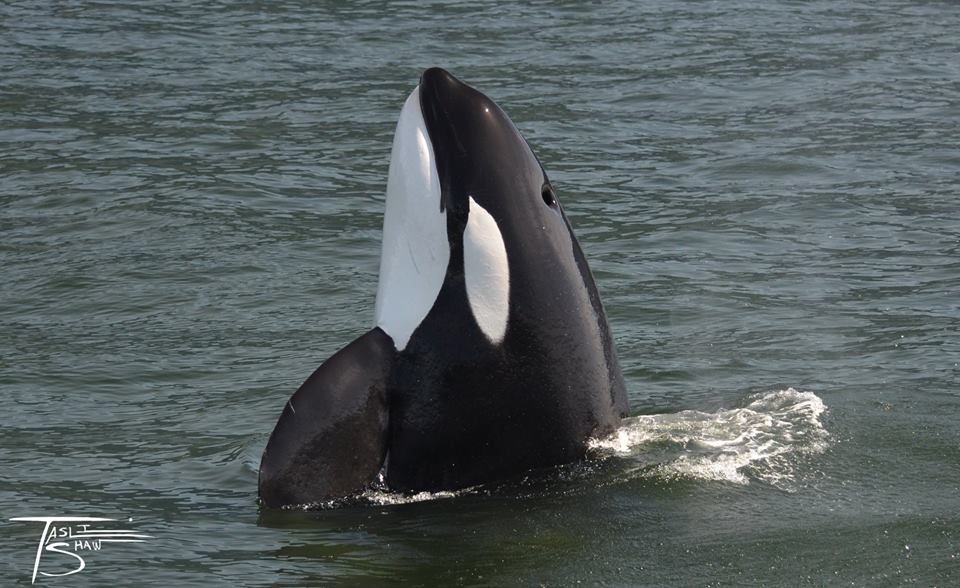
[{"xmin": 258, "ymin": 68, "xmax": 630, "ymax": 508}]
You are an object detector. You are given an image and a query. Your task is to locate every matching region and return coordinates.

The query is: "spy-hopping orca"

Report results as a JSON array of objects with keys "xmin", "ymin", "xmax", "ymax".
[{"xmin": 258, "ymin": 67, "xmax": 630, "ymax": 508}]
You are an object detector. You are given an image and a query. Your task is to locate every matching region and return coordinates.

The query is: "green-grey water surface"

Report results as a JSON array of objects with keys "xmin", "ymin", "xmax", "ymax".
[{"xmin": 2, "ymin": 0, "xmax": 959, "ymax": 585}]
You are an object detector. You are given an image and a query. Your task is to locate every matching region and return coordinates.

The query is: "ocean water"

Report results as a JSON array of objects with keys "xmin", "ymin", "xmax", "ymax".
[{"xmin": 2, "ymin": 0, "xmax": 958, "ymax": 585}]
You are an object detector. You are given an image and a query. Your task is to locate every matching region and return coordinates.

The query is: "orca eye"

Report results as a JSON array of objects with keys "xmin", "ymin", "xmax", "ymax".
[{"xmin": 541, "ymin": 183, "xmax": 556, "ymax": 207}]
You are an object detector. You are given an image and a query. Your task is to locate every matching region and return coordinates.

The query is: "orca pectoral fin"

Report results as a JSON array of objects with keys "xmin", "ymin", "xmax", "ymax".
[{"xmin": 258, "ymin": 327, "xmax": 394, "ymax": 508}]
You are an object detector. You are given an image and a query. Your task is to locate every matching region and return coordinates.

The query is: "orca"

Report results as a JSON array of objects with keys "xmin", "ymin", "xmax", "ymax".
[{"xmin": 258, "ymin": 67, "xmax": 630, "ymax": 508}]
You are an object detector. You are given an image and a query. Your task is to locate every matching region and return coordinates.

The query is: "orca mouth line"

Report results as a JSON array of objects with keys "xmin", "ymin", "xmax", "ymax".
[{"xmin": 419, "ymin": 68, "xmax": 470, "ymax": 168}]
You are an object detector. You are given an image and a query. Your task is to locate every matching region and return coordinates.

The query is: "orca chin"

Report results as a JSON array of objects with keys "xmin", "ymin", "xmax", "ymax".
[{"xmin": 258, "ymin": 68, "xmax": 630, "ymax": 508}]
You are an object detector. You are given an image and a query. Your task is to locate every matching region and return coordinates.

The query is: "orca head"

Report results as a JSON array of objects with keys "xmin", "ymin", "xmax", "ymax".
[
  {"xmin": 375, "ymin": 67, "xmax": 581, "ymax": 350},
  {"xmin": 417, "ymin": 67, "xmax": 558, "ymax": 223}
]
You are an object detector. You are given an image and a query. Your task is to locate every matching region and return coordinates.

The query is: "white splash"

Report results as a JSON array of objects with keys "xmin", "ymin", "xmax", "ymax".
[
  {"xmin": 360, "ymin": 488, "xmax": 462, "ymax": 506},
  {"xmin": 589, "ymin": 388, "xmax": 829, "ymax": 488},
  {"xmin": 463, "ymin": 196, "xmax": 510, "ymax": 344}
]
